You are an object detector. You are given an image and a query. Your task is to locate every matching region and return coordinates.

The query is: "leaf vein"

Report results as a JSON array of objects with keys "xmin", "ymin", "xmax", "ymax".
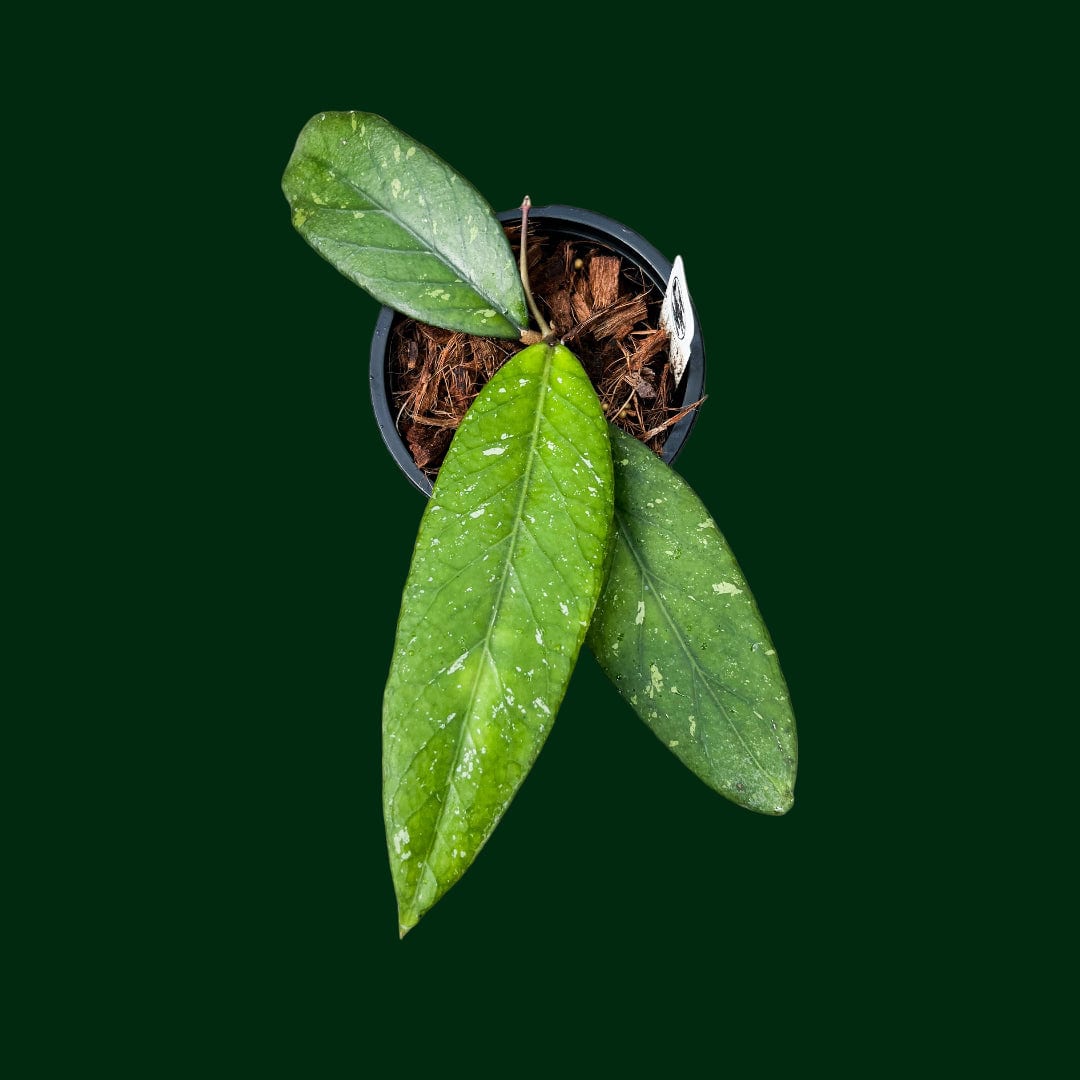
[
  {"xmin": 309, "ymin": 153, "xmax": 522, "ymax": 328},
  {"xmin": 404, "ymin": 347, "xmax": 556, "ymax": 912},
  {"xmin": 614, "ymin": 509, "xmax": 782, "ymax": 795}
]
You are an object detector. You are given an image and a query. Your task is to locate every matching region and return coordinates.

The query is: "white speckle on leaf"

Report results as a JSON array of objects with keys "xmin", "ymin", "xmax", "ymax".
[
  {"xmin": 635, "ymin": 601, "xmax": 645, "ymax": 625},
  {"xmin": 391, "ymin": 178, "xmax": 401, "ymax": 197},
  {"xmin": 406, "ymin": 146, "xmax": 416, "ymax": 158},
  {"xmin": 455, "ymin": 747, "xmax": 478, "ymax": 780},
  {"xmin": 712, "ymin": 581, "xmax": 743, "ymax": 595},
  {"xmin": 690, "ymin": 718, "xmax": 697, "ymax": 737},
  {"xmin": 533, "ymin": 698, "xmax": 550, "ymax": 715},
  {"xmin": 766, "ymin": 648, "xmax": 776, "ymax": 656},
  {"xmin": 483, "ymin": 446, "xmax": 506, "ymax": 456},
  {"xmin": 535, "ymin": 629, "xmax": 543, "ymax": 645},
  {"xmin": 669, "ymin": 740, "xmax": 679, "ymax": 748},
  {"xmin": 649, "ymin": 664, "xmax": 664, "ymax": 693},
  {"xmin": 393, "ymin": 143, "xmax": 401, "ymax": 162},
  {"xmin": 447, "ymin": 652, "xmax": 468, "ymax": 674},
  {"xmin": 470, "ymin": 506, "xmax": 487, "ymax": 518},
  {"xmin": 697, "ymin": 520, "xmax": 713, "ymax": 530},
  {"xmin": 559, "ymin": 602, "xmax": 569, "ymax": 615},
  {"xmin": 392, "ymin": 827, "xmax": 410, "ymax": 856}
]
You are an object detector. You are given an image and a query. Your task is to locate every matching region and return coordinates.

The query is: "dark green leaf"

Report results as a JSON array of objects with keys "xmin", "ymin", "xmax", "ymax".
[
  {"xmin": 282, "ymin": 111, "xmax": 528, "ymax": 337},
  {"xmin": 383, "ymin": 343, "xmax": 614, "ymax": 934},
  {"xmin": 588, "ymin": 428, "xmax": 797, "ymax": 814}
]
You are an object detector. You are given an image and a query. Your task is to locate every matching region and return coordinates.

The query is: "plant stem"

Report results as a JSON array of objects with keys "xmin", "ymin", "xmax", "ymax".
[{"xmin": 519, "ymin": 196, "xmax": 552, "ymax": 340}]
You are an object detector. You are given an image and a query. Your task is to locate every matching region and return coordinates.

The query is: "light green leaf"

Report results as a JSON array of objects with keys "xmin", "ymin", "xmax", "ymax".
[
  {"xmin": 282, "ymin": 111, "xmax": 528, "ymax": 338},
  {"xmin": 588, "ymin": 428, "xmax": 797, "ymax": 814},
  {"xmin": 383, "ymin": 343, "xmax": 614, "ymax": 935}
]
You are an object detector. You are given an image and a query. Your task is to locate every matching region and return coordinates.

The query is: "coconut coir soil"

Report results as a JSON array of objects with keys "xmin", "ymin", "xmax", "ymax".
[{"xmin": 387, "ymin": 222, "xmax": 703, "ymax": 484}]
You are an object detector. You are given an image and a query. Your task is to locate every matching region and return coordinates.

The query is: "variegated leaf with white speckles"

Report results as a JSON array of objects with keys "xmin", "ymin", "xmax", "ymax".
[
  {"xmin": 383, "ymin": 343, "xmax": 614, "ymax": 935},
  {"xmin": 588, "ymin": 428, "xmax": 797, "ymax": 814},
  {"xmin": 282, "ymin": 111, "xmax": 528, "ymax": 338}
]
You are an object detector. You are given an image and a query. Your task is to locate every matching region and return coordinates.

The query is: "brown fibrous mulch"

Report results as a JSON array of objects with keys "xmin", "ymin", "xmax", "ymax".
[{"xmin": 387, "ymin": 222, "xmax": 704, "ymax": 481}]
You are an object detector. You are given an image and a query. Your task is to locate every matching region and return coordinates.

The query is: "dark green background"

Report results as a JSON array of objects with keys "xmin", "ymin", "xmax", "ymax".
[{"xmin": 32, "ymin": 8, "xmax": 1057, "ymax": 1072}]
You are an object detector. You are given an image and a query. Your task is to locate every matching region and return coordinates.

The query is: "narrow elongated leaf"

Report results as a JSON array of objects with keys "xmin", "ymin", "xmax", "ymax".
[
  {"xmin": 588, "ymin": 428, "xmax": 797, "ymax": 814},
  {"xmin": 383, "ymin": 343, "xmax": 614, "ymax": 935},
  {"xmin": 282, "ymin": 111, "xmax": 528, "ymax": 338}
]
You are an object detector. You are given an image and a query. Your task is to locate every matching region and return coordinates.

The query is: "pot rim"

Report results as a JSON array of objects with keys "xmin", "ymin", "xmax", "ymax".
[{"xmin": 369, "ymin": 204, "xmax": 706, "ymax": 497}]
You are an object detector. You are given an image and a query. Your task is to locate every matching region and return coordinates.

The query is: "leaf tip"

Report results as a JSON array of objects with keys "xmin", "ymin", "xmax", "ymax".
[
  {"xmin": 397, "ymin": 905, "xmax": 421, "ymax": 939},
  {"xmin": 724, "ymin": 771, "xmax": 796, "ymax": 815},
  {"xmin": 745, "ymin": 770, "xmax": 795, "ymax": 815},
  {"xmin": 772, "ymin": 787, "xmax": 795, "ymax": 815}
]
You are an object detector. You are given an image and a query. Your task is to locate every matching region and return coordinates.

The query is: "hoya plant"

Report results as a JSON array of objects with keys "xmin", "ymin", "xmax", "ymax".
[{"xmin": 282, "ymin": 111, "xmax": 797, "ymax": 936}]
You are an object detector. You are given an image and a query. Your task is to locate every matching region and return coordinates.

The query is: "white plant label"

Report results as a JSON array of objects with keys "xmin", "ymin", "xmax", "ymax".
[{"xmin": 659, "ymin": 255, "xmax": 693, "ymax": 388}]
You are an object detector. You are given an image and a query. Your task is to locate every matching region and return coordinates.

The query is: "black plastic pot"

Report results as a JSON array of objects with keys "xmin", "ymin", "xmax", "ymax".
[{"xmin": 369, "ymin": 204, "xmax": 706, "ymax": 497}]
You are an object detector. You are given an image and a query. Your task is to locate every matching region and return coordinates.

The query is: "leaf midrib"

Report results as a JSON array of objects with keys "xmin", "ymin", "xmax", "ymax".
[
  {"xmin": 404, "ymin": 347, "xmax": 555, "ymax": 918},
  {"xmin": 613, "ymin": 508, "xmax": 788, "ymax": 801},
  {"xmin": 307, "ymin": 151, "xmax": 523, "ymax": 331}
]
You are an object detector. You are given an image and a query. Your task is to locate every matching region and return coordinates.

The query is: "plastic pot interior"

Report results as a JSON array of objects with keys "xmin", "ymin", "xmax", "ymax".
[{"xmin": 369, "ymin": 204, "xmax": 706, "ymax": 497}]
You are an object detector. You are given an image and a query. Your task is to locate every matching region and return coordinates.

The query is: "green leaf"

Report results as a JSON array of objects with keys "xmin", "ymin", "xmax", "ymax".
[
  {"xmin": 383, "ymin": 343, "xmax": 614, "ymax": 935},
  {"xmin": 282, "ymin": 111, "xmax": 528, "ymax": 338},
  {"xmin": 587, "ymin": 428, "xmax": 797, "ymax": 814}
]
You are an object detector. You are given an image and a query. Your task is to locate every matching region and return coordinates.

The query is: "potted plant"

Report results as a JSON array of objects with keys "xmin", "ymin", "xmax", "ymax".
[{"xmin": 282, "ymin": 111, "xmax": 798, "ymax": 937}]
